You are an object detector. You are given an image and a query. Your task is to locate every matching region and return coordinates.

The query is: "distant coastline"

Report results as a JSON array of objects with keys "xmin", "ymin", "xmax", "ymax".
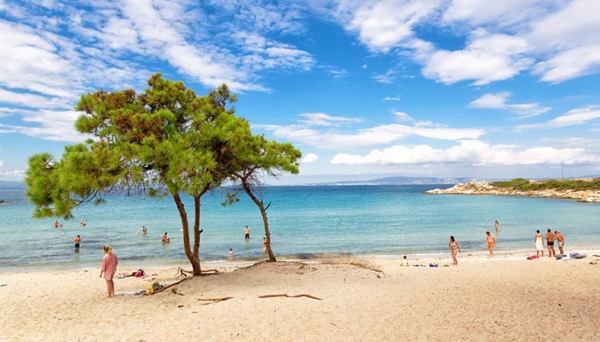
[{"xmin": 426, "ymin": 178, "xmax": 600, "ymax": 203}]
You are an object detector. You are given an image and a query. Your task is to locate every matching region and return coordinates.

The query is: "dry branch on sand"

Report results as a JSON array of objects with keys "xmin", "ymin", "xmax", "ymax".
[
  {"xmin": 197, "ymin": 297, "xmax": 234, "ymax": 305},
  {"xmin": 258, "ymin": 293, "xmax": 322, "ymax": 300}
]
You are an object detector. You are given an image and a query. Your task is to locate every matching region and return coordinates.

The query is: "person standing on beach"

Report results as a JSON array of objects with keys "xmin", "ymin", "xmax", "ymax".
[
  {"xmin": 229, "ymin": 248, "xmax": 233, "ymax": 261},
  {"xmin": 495, "ymin": 220, "xmax": 499, "ymax": 232},
  {"xmin": 244, "ymin": 226, "xmax": 250, "ymax": 240},
  {"xmin": 74, "ymin": 235, "xmax": 81, "ymax": 252},
  {"xmin": 534, "ymin": 230, "xmax": 544, "ymax": 257},
  {"xmin": 546, "ymin": 229, "xmax": 556, "ymax": 258},
  {"xmin": 486, "ymin": 232, "xmax": 495, "ymax": 257},
  {"xmin": 555, "ymin": 231, "xmax": 565, "ymax": 255},
  {"xmin": 449, "ymin": 236, "xmax": 461, "ymax": 266},
  {"xmin": 99, "ymin": 245, "xmax": 118, "ymax": 298}
]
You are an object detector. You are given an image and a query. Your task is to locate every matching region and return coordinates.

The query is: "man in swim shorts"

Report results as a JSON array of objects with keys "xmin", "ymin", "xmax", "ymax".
[
  {"xmin": 244, "ymin": 226, "xmax": 250, "ymax": 240},
  {"xmin": 486, "ymin": 232, "xmax": 495, "ymax": 257},
  {"xmin": 546, "ymin": 229, "xmax": 556, "ymax": 258},
  {"xmin": 75, "ymin": 235, "xmax": 81, "ymax": 252},
  {"xmin": 555, "ymin": 231, "xmax": 565, "ymax": 255}
]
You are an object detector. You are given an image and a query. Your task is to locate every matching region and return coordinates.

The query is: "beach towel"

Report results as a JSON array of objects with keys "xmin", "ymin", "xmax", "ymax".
[
  {"xmin": 113, "ymin": 290, "xmax": 147, "ymax": 296},
  {"xmin": 527, "ymin": 255, "xmax": 539, "ymax": 260}
]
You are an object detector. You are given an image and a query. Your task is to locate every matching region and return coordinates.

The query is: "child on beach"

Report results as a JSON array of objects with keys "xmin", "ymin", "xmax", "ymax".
[
  {"xmin": 449, "ymin": 236, "xmax": 461, "ymax": 266},
  {"xmin": 229, "ymin": 248, "xmax": 233, "ymax": 261},
  {"xmin": 401, "ymin": 256, "xmax": 409, "ymax": 267},
  {"xmin": 99, "ymin": 245, "xmax": 118, "ymax": 298},
  {"xmin": 486, "ymin": 232, "xmax": 495, "ymax": 257}
]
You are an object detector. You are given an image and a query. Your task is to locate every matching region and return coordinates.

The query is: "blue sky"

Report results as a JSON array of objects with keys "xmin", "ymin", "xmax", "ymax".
[{"xmin": 0, "ymin": 0, "xmax": 599, "ymax": 183}]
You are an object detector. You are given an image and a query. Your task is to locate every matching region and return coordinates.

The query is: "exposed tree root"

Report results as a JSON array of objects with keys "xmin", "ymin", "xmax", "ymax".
[
  {"xmin": 197, "ymin": 297, "xmax": 234, "ymax": 305},
  {"xmin": 258, "ymin": 293, "xmax": 321, "ymax": 300},
  {"xmin": 176, "ymin": 267, "xmax": 219, "ymax": 277},
  {"xmin": 150, "ymin": 278, "xmax": 188, "ymax": 295},
  {"xmin": 171, "ymin": 288, "xmax": 185, "ymax": 296}
]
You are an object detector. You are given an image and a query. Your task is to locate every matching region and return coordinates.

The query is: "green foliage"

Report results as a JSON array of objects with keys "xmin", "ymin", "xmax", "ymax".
[
  {"xmin": 492, "ymin": 178, "xmax": 600, "ymax": 191},
  {"xmin": 25, "ymin": 73, "xmax": 254, "ymax": 219}
]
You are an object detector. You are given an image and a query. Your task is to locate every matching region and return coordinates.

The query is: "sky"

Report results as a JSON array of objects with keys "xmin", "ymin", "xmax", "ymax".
[{"xmin": 0, "ymin": 0, "xmax": 599, "ymax": 184}]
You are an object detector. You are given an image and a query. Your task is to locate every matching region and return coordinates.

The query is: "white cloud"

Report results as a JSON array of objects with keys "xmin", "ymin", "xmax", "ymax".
[
  {"xmin": 258, "ymin": 120, "xmax": 485, "ymax": 150},
  {"xmin": 421, "ymin": 31, "xmax": 533, "ymax": 85},
  {"xmin": 372, "ymin": 69, "xmax": 397, "ymax": 84},
  {"xmin": 302, "ymin": 153, "xmax": 319, "ymax": 163},
  {"xmin": 0, "ymin": 109, "xmax": 85, "ymax": 142},
  {"xmin": 337, "ymin": 0, "xmax": 441, "ymax": 52},
  {"xmin": 442, "ymin": 0, "xmax": 549, "ymax": 27},
  {"xmin": 0, "ymin": 88, "xmax": 70, "ymax": 109},
  {"xmin": 331, "ymin": 140, "xmax": 600, "ymax": 166},
  {"xmin": 533, "ymin": 44, "xmax": 600, "ymax": 83},
  {"xmin": 383, "ymin": 96, "xmax": 401, "ymax": 101},
  {"xmin": 469, "ymin": 92, "xmax": 551, "ymax": 117},
  {"xmin": 298, "ymin": 113, "xmax": 362, "ymax": 127},
  {"xmin": 517, "ymin": 105, "xmax": 600, "ymax": 130}
]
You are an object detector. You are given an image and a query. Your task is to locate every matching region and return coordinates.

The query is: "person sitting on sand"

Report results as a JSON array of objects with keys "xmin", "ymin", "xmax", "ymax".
[
  {"xmin": 555, "ymin": 231, "xmax": 565, "ymax": 255},
  {"xmin": 401, "ymin": 255, "xmax": 409, "ymax": 267},
  {"xmin": 534, "ymin": 230, "xmax": 544, "ymax": 257},
  {"xmin": 99, "ymin": 245, "xmax": 118, "ymax": 298},
  {"xmin": 74, "ymin": 235, "xmax": 81, "ymax": 252},
  {"xmin": 449, "ymin": 236, "xmax": 461, "ymax": 266},
  {"xmin": 244, "ymin": 226, "xmax": 250, "ymax": 240},
  {"xmin": 162, "ymin": 232, "xmax": 170, "ymax": 243},
  {"xmin": 495, "ymin": 220, "xmax": 499, "ymax": 232},
  {"xmin": 263, "ymin": 237, "xmax": 267, "ymax": 255},
  {"xmin": 142, "ymin": 226, "xmax": 147, "ymax": 235},
  {"xmin": 486, "ymin": 232, "xmax": 495, "ymax": 257},
  {"xmin": 546, "ymin": 229, "xmax": 556, "ymax": 258},
  {"xmin": 229, "ymin": 248, "xmax": 233, "ymax": 262}
]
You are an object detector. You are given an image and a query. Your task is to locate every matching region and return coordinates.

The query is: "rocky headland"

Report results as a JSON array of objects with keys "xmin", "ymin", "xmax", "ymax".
[{"xmin": 426, "ymin": 180, "xmax": 600, "ymax": 203}]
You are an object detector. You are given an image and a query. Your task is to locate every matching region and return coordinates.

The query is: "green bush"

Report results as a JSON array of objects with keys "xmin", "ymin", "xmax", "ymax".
[{"xmin": 492, "ymin": 178, "xmax": 600, "ymax": 191}]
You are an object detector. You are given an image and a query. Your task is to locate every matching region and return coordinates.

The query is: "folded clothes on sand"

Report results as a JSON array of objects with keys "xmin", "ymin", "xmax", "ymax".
[{"xmin": 527, "ymin": 255, "xmax": 539, "ymax": 260}]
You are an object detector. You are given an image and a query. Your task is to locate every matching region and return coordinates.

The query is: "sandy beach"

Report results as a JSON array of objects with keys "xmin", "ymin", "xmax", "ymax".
[{"xmin": 2, "ymin": 251, "xmax": 600, "ymax": 342}]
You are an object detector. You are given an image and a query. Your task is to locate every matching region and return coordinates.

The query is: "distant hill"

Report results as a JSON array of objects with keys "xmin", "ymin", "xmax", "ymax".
[
  {"xmin": 316, "ymin": 176, "xmax": 485, "ymax": 186},
  {"xmin": 0, "ymin": 181, "xmax": 26, "ymax": 190}
]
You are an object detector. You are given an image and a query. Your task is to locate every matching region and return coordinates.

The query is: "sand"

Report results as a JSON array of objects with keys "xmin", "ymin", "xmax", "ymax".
[{"xmin": 1, "ymin": 251, "xmax": 600, "ymax": 341}]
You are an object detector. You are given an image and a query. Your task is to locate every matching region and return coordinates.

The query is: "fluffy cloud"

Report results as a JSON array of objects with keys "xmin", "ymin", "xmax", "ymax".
[
  {"xmin": 469, "ymin": 92, "xmax": 551, "ymax": 117},
  {"xmin": 298, "ymin": 113, "xmax": 362, "ymax": 127},
  {"xmin": 0, "ymin": 109, "xmax": 85, "ymax": 142},
  {"xmin": 331, "ymin": 140, "xmax": 600, "ymax": 166},
  {"xmin": 302, "ymin": 153, "xmax": 319, "ymax": 163},
  {"xmin": 383, "ymin": 96, "xmax": 401, "ymax": 101},
  {"xmin": 421, "ymin": 31, "xmax": 533, "ymax": 85},
  {"xmin": 517, "ymin": 105, "xmax": 600, "ymax": 130},
  {"xmin": 335, "ymin": 0, "xmax": 441, "ymax": 52},
  {"xmin": 256, "ymin": 113, "xmax": 485, "ymax": 150}
]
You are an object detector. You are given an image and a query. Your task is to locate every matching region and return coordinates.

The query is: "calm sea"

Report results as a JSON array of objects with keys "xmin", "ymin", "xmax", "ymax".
[{"xmin": 1, "ymin": 185, "xmax": 599, "ymax": 270}]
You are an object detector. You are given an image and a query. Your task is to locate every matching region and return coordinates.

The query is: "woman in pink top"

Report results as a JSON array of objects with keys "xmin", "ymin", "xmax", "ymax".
[{"xmin": 99, "ymin": 245, "xmax": 118, "ymax": 298}]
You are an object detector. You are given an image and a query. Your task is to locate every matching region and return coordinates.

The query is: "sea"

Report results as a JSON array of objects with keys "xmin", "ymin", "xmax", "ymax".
[{"xmin": 1, "ymin": 185, "xmax": 599, "ymax": 271}]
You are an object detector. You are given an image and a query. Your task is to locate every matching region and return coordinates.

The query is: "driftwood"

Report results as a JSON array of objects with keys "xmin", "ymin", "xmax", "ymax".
[
  {"xmin": 150, "ymin": 278, "xmax": 188, "ymax": 295},
  {"xmin": 176, "ymin": 267, "xmax": 220, "ymax": 277},
  {"xmin": 171, "ymin": 288, "xmax": 185, "ymax": 296},
  {"xmin": 258, "ymin": 293, "xmax": 322, "ymax": 300},
  {"xmin": 197, "ymin": 297, "xmax": 234, "ymax": 305}
]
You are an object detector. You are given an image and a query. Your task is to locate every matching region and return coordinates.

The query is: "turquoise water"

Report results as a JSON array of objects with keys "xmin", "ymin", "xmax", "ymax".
[{"xmin": 1, "ymin": 185, "xmax": 599, "ymax": 270}]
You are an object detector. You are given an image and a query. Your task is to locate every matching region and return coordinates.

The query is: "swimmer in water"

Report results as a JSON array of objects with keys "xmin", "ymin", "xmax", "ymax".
[{"xmin": 162, "ymin": 232, "xmax": 170, "ymax": 243}]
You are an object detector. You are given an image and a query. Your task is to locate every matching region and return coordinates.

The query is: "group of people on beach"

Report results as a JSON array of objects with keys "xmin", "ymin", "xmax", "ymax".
[
  {"xmin": 448, "ymin": 220, "xmax": 567, "ymax": 266},
  {"xmin": 534, "ymin": 229, "xmax": 565, "ymax": 257}
]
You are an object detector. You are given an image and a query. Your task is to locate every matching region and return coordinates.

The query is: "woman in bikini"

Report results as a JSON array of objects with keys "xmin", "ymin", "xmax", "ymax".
[
  {"xmin": 449, "ymin": 236, "xmax": 461, "ymax": 266},
  {"xmin": 486, "ymin": 231, "xmax": 495, "ymax": 257}
]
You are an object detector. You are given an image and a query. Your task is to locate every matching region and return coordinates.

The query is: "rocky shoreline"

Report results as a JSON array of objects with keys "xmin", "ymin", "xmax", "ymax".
[{"xmin": 425, "ymin": 181, "xmax": 600, "ymax": 203}]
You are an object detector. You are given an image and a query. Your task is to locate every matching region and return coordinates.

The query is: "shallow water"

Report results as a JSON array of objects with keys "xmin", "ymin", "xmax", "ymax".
[{"xmin": 1, "ymin": 185, "xmax": 599, "ymax": 270}]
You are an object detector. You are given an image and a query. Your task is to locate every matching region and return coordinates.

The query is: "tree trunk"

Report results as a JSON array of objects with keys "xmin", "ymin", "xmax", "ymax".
[
  {"xmin": 241, "ymin": 181, "xmax": 276, "ymax": 262},
  {"xmin": 173, "ymin": 193, "xmax": 201, "ymax": 276}
]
